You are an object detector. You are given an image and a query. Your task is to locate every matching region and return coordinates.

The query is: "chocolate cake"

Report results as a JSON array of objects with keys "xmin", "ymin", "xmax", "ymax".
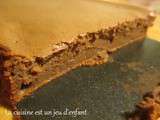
[{"xmin": 0, "ymin": 0, "xmax": 155, "ymax": 106}]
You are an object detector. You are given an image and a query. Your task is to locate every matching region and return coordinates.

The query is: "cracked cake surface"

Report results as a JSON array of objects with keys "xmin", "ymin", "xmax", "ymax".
[
  {"xmin": 0, "ymin": 0, "xmax": 156, "ymax": 106},
  {"xmin": 0, "ymin": 0, "xmax": 154, "ymax": 58}
]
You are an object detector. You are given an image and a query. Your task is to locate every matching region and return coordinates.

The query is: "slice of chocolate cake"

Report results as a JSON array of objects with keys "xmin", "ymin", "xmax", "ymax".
[{"xmin": 0, "ymin": 0, "xmax": 155, "ymax": 106}]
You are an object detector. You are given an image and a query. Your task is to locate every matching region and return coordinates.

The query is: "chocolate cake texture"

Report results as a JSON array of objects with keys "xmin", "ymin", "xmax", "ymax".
[{"xmin": 0, "ymin": 0, "xmax": 156, "ymax": 106}]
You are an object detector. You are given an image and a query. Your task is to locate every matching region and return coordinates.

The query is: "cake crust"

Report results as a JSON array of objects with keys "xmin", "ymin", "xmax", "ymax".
[{"xmin": 0, "ymin": 0, "xmax": 154, "ymax": 58}]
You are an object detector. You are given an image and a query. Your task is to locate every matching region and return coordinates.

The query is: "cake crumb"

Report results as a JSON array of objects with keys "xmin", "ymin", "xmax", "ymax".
[{"xmin": 30, "ymin": 65, "xmax": 43, "ymax": 75}]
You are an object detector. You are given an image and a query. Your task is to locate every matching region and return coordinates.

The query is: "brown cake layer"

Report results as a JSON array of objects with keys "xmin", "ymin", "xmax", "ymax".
[{"xmin": 0, "ymin": 0, "xmax": 156, "ymax": 106}]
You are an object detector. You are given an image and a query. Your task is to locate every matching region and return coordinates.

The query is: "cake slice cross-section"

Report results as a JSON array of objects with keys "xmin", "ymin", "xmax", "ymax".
[{"xmin": 0, "ymin": 0, "xmax": 155, "ymax": 106}]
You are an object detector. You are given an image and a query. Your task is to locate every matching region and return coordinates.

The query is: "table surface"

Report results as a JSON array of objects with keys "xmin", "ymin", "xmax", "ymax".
[{"xmin": 0, "ymin": 0, "xmax": 160, "ymax": 120}]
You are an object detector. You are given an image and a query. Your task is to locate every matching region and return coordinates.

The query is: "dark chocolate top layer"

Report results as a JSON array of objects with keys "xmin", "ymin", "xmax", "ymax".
[{"xmin": 0, "ymin": 0, "xmax": 152, "ymax": 58}]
